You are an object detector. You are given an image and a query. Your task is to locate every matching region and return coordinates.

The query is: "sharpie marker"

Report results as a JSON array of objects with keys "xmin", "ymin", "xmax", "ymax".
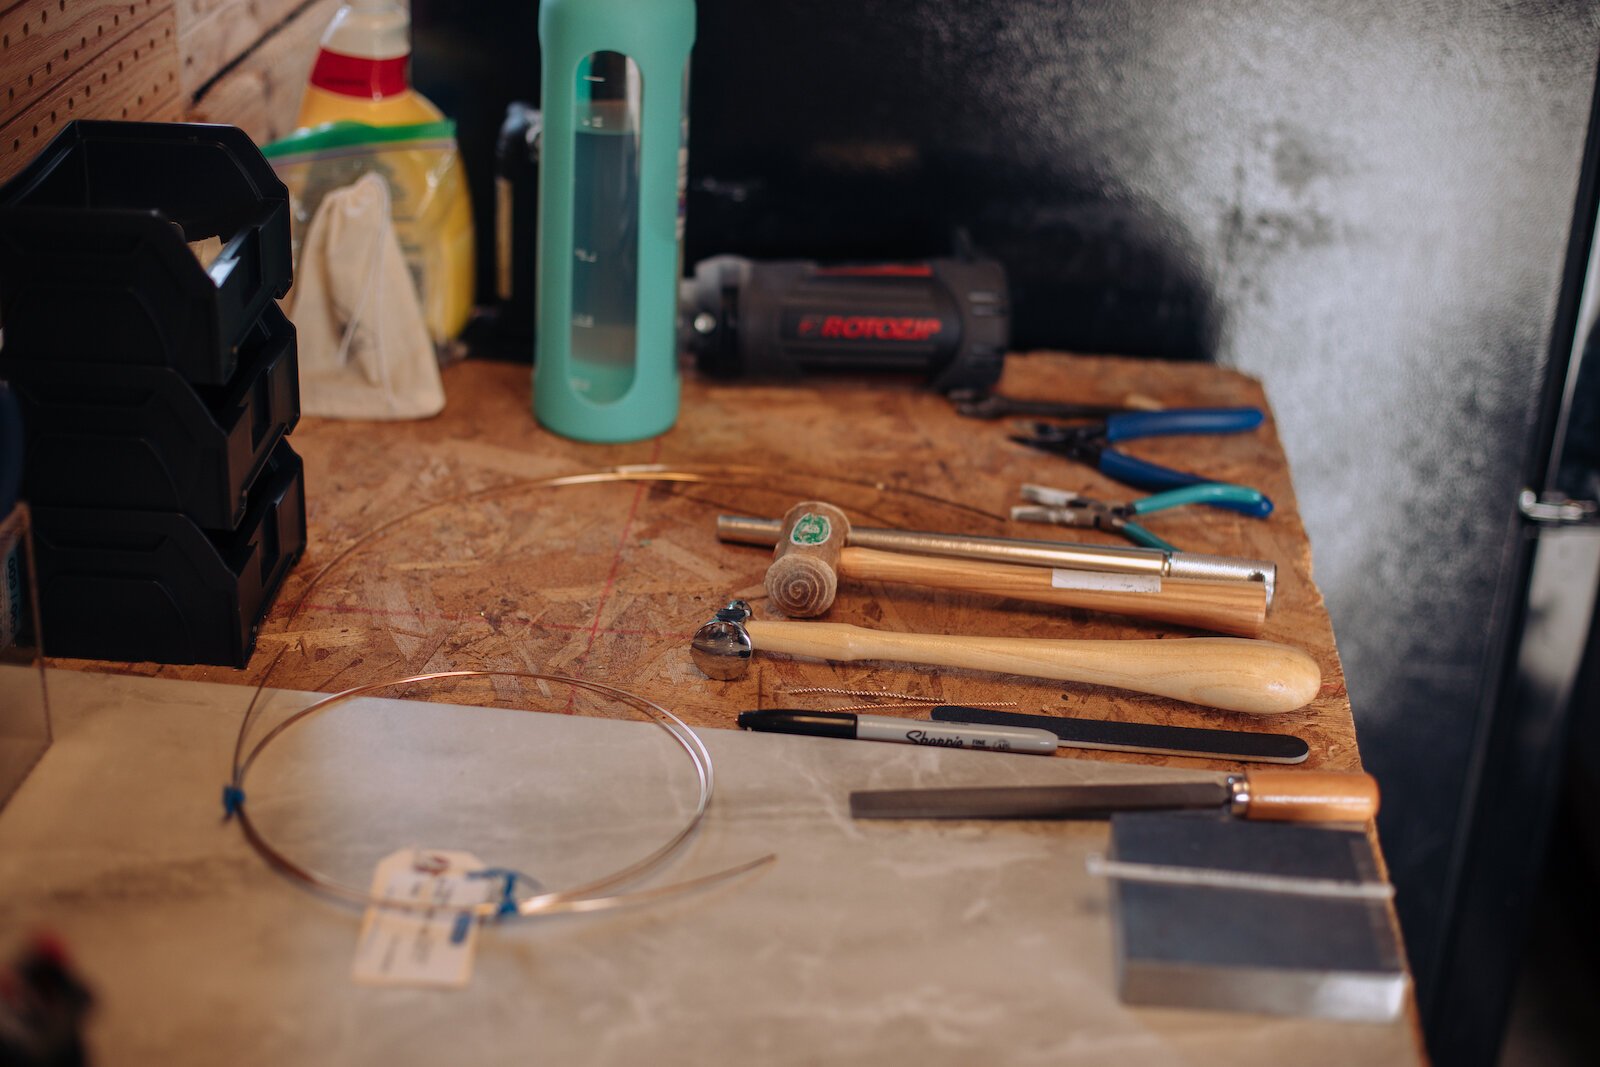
[{"xmin": 736, "ymin": 709, "xmax": 1058, "ymax": 755}]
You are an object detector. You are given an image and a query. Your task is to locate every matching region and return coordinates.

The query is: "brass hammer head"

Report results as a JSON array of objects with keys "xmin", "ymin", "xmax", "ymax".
[{"xmin": 690, "ymin": 600, "xmax": 755, "ymax": 680}]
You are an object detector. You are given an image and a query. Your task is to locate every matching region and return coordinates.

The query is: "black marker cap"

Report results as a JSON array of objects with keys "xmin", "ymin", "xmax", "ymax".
[{"xmin": 736, "ymin": 709, "xmax": 855, "ymax": 739}]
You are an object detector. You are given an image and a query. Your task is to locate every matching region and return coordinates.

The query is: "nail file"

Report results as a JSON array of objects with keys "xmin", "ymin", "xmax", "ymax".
[{"xmin": 929, "ymin": 706, "xmax": 1309, "ymax": 764}]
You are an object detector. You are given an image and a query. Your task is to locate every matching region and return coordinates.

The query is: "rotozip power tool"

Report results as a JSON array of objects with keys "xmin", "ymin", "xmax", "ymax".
[{"xmin": 681, "ymin": 254, "xmax": 1010, "ymax": 393}]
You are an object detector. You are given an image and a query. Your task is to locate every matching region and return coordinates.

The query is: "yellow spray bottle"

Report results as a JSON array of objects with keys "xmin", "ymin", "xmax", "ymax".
[{"xmin": 292, "ymin": 0, "xmax": 474, "ymax": 344}]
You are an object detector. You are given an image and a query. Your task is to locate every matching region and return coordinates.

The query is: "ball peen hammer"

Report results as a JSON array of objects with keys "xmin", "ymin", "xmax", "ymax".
[
  {"xmin": 762, "ymin": 502, "xmax": 1268, "ymax": 637},
  {"xmin": 690, "ymin": 601, "xmax": 1322, "ymax": 715}
]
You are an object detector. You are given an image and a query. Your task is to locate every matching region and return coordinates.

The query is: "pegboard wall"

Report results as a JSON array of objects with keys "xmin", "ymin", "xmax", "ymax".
[
  {"xmin": 1, "ymin": 0, "xmax": 365, "ymax": 183},
  {"xmin": 0, "ymin": 0, "xmax": 181, "ymax": 182}
]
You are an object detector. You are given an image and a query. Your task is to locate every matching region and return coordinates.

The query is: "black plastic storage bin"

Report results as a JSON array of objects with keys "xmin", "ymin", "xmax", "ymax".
[
  {"xmin": 0, "ymin": 121, "xmax": 292, "ymax": 386},
  {"xmin": 30, "ymin": 441, "xmax": 307, "ymax": 667},
  {"xmin": 4, "ymin": 304, "xmax": 300, "ymax": 529}
]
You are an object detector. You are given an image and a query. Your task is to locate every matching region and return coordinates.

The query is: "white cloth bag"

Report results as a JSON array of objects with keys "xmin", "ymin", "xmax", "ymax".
[{"xmin": 290, "ymin": 172, "xmax": 446, "ymax": 420}]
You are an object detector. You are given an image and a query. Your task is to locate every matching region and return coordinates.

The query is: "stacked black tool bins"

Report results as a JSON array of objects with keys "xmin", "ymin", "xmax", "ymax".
[{"xmin": 0, "ymin": 121, "xmax": 305, "ymax": 668}]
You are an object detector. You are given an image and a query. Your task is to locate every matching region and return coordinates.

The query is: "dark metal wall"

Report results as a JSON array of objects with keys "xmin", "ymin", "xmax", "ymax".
[{"xmin": 413, "ymin": 1, "xmax": 1600, "ymax": 1057}]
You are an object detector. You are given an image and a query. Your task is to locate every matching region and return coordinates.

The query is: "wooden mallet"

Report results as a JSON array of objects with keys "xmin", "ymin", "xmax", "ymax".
[{"xmin": 762, "ymin": 501, "xmax": 1269, "ymax": 637}]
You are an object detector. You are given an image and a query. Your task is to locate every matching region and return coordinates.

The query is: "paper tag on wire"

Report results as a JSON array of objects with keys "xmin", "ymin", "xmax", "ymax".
[
  {"xmin": 351, "ymin": 849, "xmax": 497, "ymax": 988},
  {"xmin": 1051, "ymin": 568, "xmax": 1162, "ymax": 594}
]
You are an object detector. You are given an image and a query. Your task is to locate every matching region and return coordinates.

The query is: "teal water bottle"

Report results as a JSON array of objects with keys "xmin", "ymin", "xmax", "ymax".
[{"xmin": 534, "ymin": 0, "xmax": 695, "ymax": 442}]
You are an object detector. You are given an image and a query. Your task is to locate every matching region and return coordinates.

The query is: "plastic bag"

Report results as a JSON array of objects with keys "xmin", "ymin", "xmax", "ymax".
[{"xmin": 262, "ymin": 120, "xmax": 475, "ymax": 348}]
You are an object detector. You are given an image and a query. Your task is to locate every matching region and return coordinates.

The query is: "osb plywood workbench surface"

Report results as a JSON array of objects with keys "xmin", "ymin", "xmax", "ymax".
[{"xmin": 79, "ymin": 351, "xmax": 1359, "ymax": 772}]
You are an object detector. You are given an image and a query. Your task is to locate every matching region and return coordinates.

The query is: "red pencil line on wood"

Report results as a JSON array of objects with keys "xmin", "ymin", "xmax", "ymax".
[{"xmin": 564, "ymin": 438, "xmax": 665, "ymax": 711}]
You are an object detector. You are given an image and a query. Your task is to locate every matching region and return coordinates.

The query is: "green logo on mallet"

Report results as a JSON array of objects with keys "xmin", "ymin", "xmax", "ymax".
[{"xmin": 789, "ymin": 513, "xmax": 832, "ymax": 546}]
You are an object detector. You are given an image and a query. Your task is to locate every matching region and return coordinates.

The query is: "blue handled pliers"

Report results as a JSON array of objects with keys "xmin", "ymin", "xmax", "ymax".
[{"xmin": 1009, "ymin": 407, "xmax": 1273, "ymax": 517}]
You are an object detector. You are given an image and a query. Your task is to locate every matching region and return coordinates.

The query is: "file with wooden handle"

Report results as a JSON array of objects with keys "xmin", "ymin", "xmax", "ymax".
[{"xmin": 849, "ymin": 770, "xmax": 1380, "ymax": 824}]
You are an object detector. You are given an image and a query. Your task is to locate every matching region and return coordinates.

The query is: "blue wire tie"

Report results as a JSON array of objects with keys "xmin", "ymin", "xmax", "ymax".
[
  {"xmin": 468, "ymin": 868, "xmax": 522, "ymax": 919},
  {"xmin": 221, "ymin": 785, "xmax": 245, "ymax": 820},
  {"xmin": 450, "ymin": 911, "xmax": 473, "ymax": 945}
]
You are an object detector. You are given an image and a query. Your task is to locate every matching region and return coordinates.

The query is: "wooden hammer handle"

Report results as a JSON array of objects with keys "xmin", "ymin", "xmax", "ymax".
[
  {"xmin": 1240, "ymin": 770, "xmax": 1380, "ymax": 822},
  {"xmin": 743, "ymin": 621, "xmax": 1321, "ymax": 714},
  {"xmin": 839, "ymin": 546, "xmax": 1267, "ymax": 637}
]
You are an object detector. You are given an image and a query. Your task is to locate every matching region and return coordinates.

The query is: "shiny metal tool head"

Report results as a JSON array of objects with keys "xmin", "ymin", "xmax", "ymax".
[{"xmin": 690, "ymin": 599, "xmax": 755, "ymax": 680}]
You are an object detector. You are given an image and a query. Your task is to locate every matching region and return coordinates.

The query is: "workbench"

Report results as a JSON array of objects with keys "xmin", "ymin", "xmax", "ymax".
[
  {"xmin": 91, "ymin": 353, "xmax": 1358, "ymax": 765},
  {"xmin": 1, "ymin": 352, "xmax": 1423, "ymax": 1064}
]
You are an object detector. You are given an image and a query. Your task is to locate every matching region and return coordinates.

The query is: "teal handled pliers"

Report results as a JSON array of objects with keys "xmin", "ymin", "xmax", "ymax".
[{"xmin": 1009, "ymin": 482, "xmax": 1269, "ymax": 553}]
